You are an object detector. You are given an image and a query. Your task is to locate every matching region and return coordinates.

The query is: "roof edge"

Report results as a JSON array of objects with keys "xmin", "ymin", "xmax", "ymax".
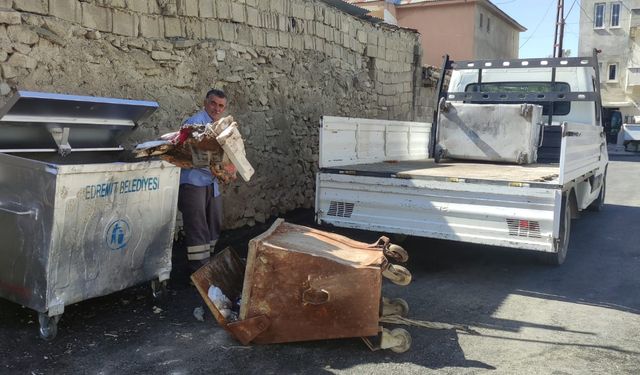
[
  {"xmin": 322, "ymin": 0, "xmax": 421, "ymax": 33},
  {"xmin": 482, "ymin": 0, "xmax": 527, "ymax": 32}
]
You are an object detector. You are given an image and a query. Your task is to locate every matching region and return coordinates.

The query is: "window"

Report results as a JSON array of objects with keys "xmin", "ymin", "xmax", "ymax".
[
  {"xmin": 479, "ymin": 13, "xmax": 483, "ymax": 28},
  {"xmin": 611, "ymin": 2, "xmax": 621, "ymax": 27},
  {"xmin": 608, "ymin": 64, "xmax": 618, "ymax": 81},
  {"xmin": 594, "ymin": 3, "xmax": 605, "ymax": 28},
  {"xmin": 464, "ymin": 81, "xmax": 572, "ymax": 115},
  {"xmin": 487, "ymin": 17, "xmax": 491, "ymax": 32}
]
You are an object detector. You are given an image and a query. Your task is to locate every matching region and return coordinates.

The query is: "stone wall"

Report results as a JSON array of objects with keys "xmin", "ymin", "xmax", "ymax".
[{"xmin": 0, "ymin": 0, "xmax": 434, "ymax": 228}]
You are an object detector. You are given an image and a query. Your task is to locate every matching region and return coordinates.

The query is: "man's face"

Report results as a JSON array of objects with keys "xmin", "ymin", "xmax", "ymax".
[{"xmin": 204, "ymin": 95, "xmax": 227, "ymax": 122}]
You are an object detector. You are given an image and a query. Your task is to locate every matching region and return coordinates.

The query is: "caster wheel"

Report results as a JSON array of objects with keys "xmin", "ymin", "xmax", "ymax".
[
  {"xmin": 38, "ymin": 313, "xmax": 60, "ymax": 341},
  {"xmin": 389, "ymin": 328, "xmax": 412, "ymax": 353},
  {"xmin": 382, "ymin": 297, "xmax": 409, "ymax": 317},
  {"xmin": 151, "ymin": 279, "xmax": 168, "ymax": 300},
  {"xmin": 382, "ymin": 264, "xmax": 412, "ymax": 286},
  {"xmin": 380, "ymin": 327, "xmax": 412, "ymax": 353},
  {"xmin": 384, "ymin": 244, "xmax": 409, "ymax": 263}
]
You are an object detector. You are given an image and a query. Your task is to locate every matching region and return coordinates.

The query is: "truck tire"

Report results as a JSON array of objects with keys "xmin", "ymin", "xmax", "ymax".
[
  {"xmin": 542, "ymin": 194, "xmax": 572, "ymax": 266},
  {"xmin": 587, "ymin": 173, "xmax": 606, "ymax": 212},
  {"xmin": 434, "ymin": 145, "xmax": 446, "ymax": 163}
]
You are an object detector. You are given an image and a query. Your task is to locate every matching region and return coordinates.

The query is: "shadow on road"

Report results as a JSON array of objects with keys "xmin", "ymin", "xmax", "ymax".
[{"xmin": 298, "ymin": 199, "xmax": 640, "ymax": 371}]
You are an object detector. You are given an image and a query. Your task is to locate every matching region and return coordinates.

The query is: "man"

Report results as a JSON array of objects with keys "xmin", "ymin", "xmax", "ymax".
[{"xmin": 178, "ymin": 89, "xmax": 227, "ymax": 272}]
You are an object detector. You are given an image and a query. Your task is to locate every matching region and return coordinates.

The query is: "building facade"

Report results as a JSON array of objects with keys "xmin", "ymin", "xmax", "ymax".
[
  {"xmin": 579, "ymin": 0, "xmax": 640, "ymax": 121},
  {"xmin": 348, "ymin": 0, "xmax": 525, "ymax": 66}
]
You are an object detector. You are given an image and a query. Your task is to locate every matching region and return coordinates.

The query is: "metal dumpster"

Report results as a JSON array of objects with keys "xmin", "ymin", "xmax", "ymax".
[
  {"xmin": 0, "ymin": 91, "xmax": 180, "ymax": 339},
  {"xmin": 192, "ymin": 219, "xmax": 413, "ymax": 353},
  {"xmin": 621, "ymin": 123, "xmax": 640, "ymax": 152},
  {"xmin": 436, "ymin": 102, "xmax": 543, "ymax": 164}
]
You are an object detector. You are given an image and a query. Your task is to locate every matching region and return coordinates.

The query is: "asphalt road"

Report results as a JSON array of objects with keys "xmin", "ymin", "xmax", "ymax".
[{"xmin": 1, "ymin": 154, "xmax": 639, "ymax": 374}]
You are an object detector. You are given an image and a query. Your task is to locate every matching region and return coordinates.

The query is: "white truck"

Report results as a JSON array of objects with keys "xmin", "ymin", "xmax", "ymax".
[{"xmin": 315, "ymin": 52, "xmax": 608, "ymax": 265}]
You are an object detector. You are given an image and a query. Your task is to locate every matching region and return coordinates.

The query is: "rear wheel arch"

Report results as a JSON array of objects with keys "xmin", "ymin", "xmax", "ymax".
[
  {"xmin": 568, "ymin": 187, "xmax": 579, "ymax": 219},
  {"xmin": 541, "ymin": 190, "xmax": 575, "ymax": 266},
  {"xmin": 587, "ymin": 167, "xmax": 607, "ymax": 212}
]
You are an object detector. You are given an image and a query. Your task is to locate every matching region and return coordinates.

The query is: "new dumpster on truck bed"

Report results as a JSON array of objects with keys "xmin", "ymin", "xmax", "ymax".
[{"xmin": 0, "ymin": 91, "xmax": 180, "ymax": 340}]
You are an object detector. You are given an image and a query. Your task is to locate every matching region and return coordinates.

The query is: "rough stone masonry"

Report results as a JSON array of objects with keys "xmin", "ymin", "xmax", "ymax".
[{"xmin": 0, "ymin": 0, "xmax": 434, "ymax": 228}]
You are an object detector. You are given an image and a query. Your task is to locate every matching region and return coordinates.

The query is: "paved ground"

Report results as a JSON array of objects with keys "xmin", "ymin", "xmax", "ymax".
[{"xmin": 1, "ymin": 154, "xmax": 639, "ymax": 374}]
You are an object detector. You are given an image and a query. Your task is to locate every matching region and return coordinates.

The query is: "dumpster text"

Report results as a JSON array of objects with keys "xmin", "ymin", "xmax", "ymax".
[{"xmin": 84, "ymin": 177, "xmax": 160, "ymax": 199}]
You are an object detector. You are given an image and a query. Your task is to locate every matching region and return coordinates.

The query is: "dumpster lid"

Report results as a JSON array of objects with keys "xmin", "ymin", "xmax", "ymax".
[{"xmin": 0, "ymin": 91, "xmax": 159, "ymax": 155}]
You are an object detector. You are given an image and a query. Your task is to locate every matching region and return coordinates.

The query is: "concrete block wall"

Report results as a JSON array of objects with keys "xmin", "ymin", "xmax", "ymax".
[{"xmin": 0, "ymin": 0, "xmax": 432, "ymax": 228}]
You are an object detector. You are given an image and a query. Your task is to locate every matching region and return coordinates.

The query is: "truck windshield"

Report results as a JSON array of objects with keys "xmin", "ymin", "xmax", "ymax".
[{"xmin": 465, "ymin": 81, "xmax": 571, "ymax": 116}]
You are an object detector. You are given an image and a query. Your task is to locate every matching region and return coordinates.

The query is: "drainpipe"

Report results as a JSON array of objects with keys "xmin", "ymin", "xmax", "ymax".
[{"xmin": 626, "ymin": 4, "xmax": 632, "ymax": 93}]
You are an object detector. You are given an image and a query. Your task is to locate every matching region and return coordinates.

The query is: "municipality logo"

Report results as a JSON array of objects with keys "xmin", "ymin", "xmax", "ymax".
[{"xmin": 106, "ymin": 219, "xmax": 131, "ymax": 250}]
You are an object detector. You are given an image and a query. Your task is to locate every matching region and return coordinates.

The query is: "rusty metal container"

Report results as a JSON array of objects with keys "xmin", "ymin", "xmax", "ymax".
[{"xmin": 191, "ymin": 219, "xmax": 412, "ymax": 351}]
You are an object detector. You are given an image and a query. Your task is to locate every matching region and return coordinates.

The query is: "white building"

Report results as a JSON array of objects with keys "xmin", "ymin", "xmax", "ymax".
[{"xmin": 579, "ymin": 0, "xmax": 640, "ymax": 123}]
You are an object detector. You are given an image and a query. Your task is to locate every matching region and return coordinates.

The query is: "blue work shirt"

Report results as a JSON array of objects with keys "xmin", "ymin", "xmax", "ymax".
[{"xmin": 179, "ymin": 110, "xmax": 220, "ymax": 197}]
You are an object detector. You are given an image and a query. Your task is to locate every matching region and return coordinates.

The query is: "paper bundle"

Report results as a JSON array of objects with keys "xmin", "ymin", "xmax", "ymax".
[{"xmin": 135, "ymin": 115, "xmax": 254, "ymax": 183}]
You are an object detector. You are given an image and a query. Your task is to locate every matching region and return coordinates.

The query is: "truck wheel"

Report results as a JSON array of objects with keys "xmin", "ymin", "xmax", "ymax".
[
  {"xmin": 542, "ymin": 194, "xmax": 572, "ymax": 266},
  {"xmin": 587, "ymin": 173, "xmax": 606, "ymax": 212},
  {"xmin": 434, "ymin": 146, "xmax": 446, "ymax": 163}
]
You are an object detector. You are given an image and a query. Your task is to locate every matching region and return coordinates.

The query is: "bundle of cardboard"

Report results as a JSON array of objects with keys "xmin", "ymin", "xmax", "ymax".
[{"xmin": 135, "ymin": 116, "xmax": 254, "ymax": 184}]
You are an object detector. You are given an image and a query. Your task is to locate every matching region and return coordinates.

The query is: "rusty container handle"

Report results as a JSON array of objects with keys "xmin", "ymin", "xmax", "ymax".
[
  {"xmin": 369, "ymin": 236, "xmax": 390, "ymax": 249},
  {"xmin": 302, "ymin": 287, "xmax": 330, "ymax": 305}
]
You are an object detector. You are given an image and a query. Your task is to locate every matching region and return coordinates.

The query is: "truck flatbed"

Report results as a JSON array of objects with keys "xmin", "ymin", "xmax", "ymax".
[
  {"xmin": 323, "ymin": 159, "xmax": 559, "ymax": 184},
  {"xmin": 317, "ymin": 53, "xmax": 608, "ymax": 264}
]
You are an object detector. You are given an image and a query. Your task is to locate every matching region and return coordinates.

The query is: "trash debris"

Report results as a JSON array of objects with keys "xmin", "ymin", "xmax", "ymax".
[
  {"xmin": 220, "ymin": 345, "xmax": 252, "ymax": 351},
  {"xmin": 134, "ymin": 115, "xmax": 254, "ymax": 184},
  {"xmin": 152, "ymin": 306, "xmax": 163, "ymax": 314},
  {"xmin": 207, "ymin": 286, "xmax": 237, "ymax": 321},
  {"xmin": 193, "ymin": 307, "xmax": 205, "ymax": 322},
  {"xmin": 379, "ymin": 314, "xmax": 480, "ymax": 335}
]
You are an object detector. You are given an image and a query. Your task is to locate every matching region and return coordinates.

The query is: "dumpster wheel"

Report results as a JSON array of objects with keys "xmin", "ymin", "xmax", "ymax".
[
  {"xmin": 382, "ymin": 264, "xmax": 412, "ymax": 286},
  {"xmin": 380, "ymin": 328, "xmax": 412, "ymax": 353},
  {"xmin": 384, "ymin": 244, "xmax": 409, "ymax": 263},
  {"xmin": 151, "ymin": 279, "xmax": 168, "ymax": 301},
  {"xmin": 38, "ymin": 313, "xmax": 60, "ymax": 341},
  {"xmin": 382, "ymin": 297, "xmax": 409, "ymax": 317}
]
